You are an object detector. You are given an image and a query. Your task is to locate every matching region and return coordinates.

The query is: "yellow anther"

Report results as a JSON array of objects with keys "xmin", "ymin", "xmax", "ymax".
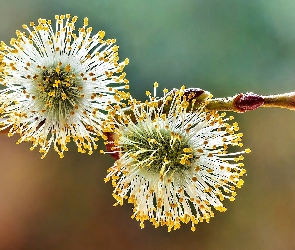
[
  {"xmin": 183, "ymin": 148, "xmax": 193, "ymax": 153},
  {"xmin": 65, "ymin": 64, "xmax": 71, "ymax": 72},
  {"xmin": 98, "ymin": 30, "xmax": 105, "ymax": 39},
  {"xmin": 83, "ymin": 17, "xmax": 89, "ymax": 26},
  {"xmin": 53, "ymin": 80, "xmax": 60, "ymax": 87}
]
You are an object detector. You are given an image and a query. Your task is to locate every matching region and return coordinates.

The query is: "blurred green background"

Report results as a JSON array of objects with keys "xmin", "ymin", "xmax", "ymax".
[{"xmin": 1, "ymin": 0, "xmax": 295, "ymax": 249}]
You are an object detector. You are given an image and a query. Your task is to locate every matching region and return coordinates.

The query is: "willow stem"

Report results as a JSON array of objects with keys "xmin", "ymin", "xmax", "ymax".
[
  {"xmin": 261, "ymin": 92, "xmax": 295, "ymax": 110},
  {"xmin": 1, "ymin": 91, "xmax": 295, "ymax": 136},
  {"xmin": 205, "ymin": 91, "xmax": 295, "ymax": 112}
]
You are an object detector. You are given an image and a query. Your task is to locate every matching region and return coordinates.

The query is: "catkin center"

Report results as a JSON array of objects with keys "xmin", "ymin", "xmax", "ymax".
[
  {"xmin": 124, "ymin": 127, "xmax": 194, "ymax": 173},
  {"xmin": 33, "ymin": 64, "xmax": 84, "ymax": 119}
]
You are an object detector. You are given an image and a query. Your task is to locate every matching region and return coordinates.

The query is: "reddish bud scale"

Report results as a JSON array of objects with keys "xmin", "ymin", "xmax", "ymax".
[
  {"xmin": 167, "ymin": 88, "xmax": 205, "ymax": 100},
  {"xmin": 234, "ymin": 93, "xmax": 264, "ymax": 113},
  {"xmin": 183, "ymin": 88, "xmax": 205, "ymax": 100},
  {"xmin": 104, "ymin": 132, "xmax": 120, "ymax": 160}
]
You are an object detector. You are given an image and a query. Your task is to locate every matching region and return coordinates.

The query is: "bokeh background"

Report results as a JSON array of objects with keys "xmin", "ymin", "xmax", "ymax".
[{"xmin": 1, "ymin": 0, "xmax": 295, "ymax": 249}]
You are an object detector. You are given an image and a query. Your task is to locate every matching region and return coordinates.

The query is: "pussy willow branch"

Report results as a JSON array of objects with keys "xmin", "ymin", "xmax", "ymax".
[
  {"xmin": 1, "ymin": 90, "xmax": 295, "ymax": 136},
  {"xmin": 154, "ymin": 88, "xmax": 295, "ymax": 114},
  {"xmin": 119, "ymin": 89, "xmax": 295, "ymax": 123},
  {"xmin": 205, "ymin": 91, "xmax": 295, "ymax": 112}
]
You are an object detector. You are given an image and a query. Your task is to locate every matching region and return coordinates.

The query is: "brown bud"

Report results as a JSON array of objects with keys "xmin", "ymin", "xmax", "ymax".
[
  {"xmin": 183, "ymin": 88, "xmax": 205, "ymax": 100},
  {"xmin": 103, "ymin": 132, "xmax": 120, "ymax": 160},
  {"xmin": 167, "ymin": 88, "xmax": 206, "ymax": 100},
  {"xmin": 233, "ymin": 92, "xmax": 264, "ymax": 113}
]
